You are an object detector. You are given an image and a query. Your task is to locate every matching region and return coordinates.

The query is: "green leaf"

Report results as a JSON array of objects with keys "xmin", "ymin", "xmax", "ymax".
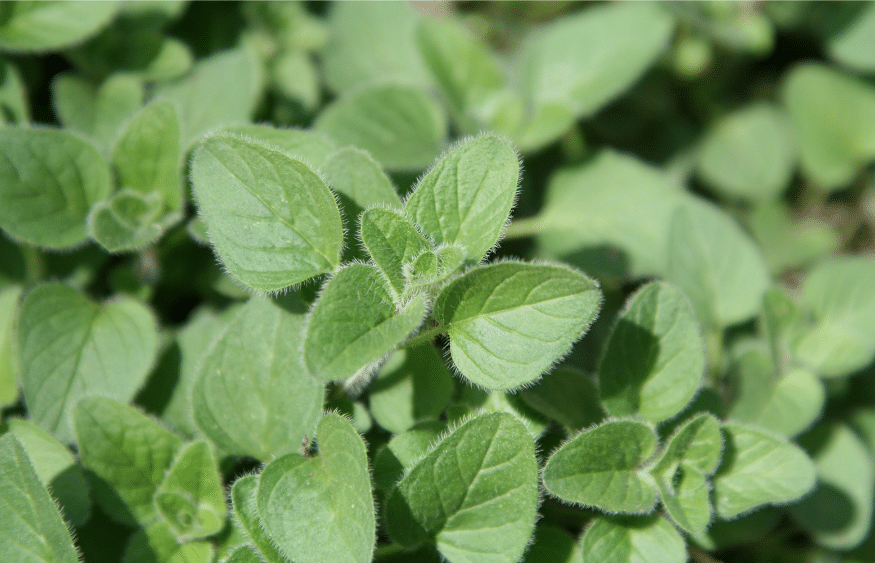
[
  {"xmin": 190, "ymin": 133, "xmax": 344, "ymax": 291},
  {"xmin": 360, "ymin": 207, "xmax": 431, "ymax": 296},
  {"xmin": 579, "ymin": 515, "xmax": 686, "ymax": 563},
  {"xmin": 667, "ymin": 201, "xmax": 769, "ymax": 329},
  {"xmin": 712, "ymin": 423, "xmax": 816, "ymax": 519},
  {"xmin": 368, "ymin": 343, "xmax": 453, "ymax": 435},
  {"xmin": 225, "ymin": 546, "xmax": 262, "ymax": 563},
  {"xmin": 222, "ymin": 124, "xmax": 337, "ymax": 168},
  {"xmin": 0, "ymin": 127, "xmax": 111, "ymax": 249},
  {"xmin": 155, "ymin": 48, "xmax": 263, "ymax": 146},
  {"xmin": 385, "ymin": 412, "xmax": 539, "ymax": 563},
  {"xmin": 404, "ymin": 134, "xmax": 519, "ymax": 263},
  {"xmin": 52, "ymin": 73, "xmax": 144, "ymax": 151},
  {"xmin": 433, "ymin": 262, "xmax": 601, "ymax": 390},
  {"xmin": 0, "ymin": 1, "xmax": 119, "ymax": 52},
  {"xmin": 373, "ymin": 421, "xmax": 445, "ymax": 493},
  {"xmin": 321, "ymin": 147, "xmax": 402, "ymax": 224},
  {"xmin": 793, "ymin": 257, "xmax": 875, "ymax": 377},
  {"xmin": 322, "ymin": 1, "xmax": 430, "ymax": 93},
  {"xmin": 542, "ymin": 419, "xmax": 659, "ymax": 514},
  {"xmin": 154, "ymin": 440, "xmax": 226, "ymax": 541},
  {"xmin": 18, "ymin": 283, "xmax": 158, "ymax": 442},
  {"xmin": 403, "ymin": 245, "xmax": 466, "ymax": 293},
  {"xmin": 652, "ymin": 414, "xmax": 722, "ymax": 534},
  {"xmin": 519, "ymin": 368, "xmax": 604, "ymax": 432},
  {"xmin": 74, "ymin": 397, "xmax": 182, "ymax": 526},
  {"xmin": 193, "ymin": 296, "xmax": 322, "ymax": 461},
  {"xmin": 0, "ymin": 57, "xmax": 29, "ymax": 124},
  {"xmin": 0, "ymin": 284, "xmax": 21, "ymax": 408},
  {"xmin": 122, "ymin": 520, "xmax": 213, "ymax": 563},
  {"xmin": 315, "ymin": 84, "xmax": 447, "ymax": 171},
  {"xmin": 88, "ymin": 189, "xmax": 171, "ymax": 253},
  {"xmin": 695, "ymin": 103, "xmax": 796, "ymax": 202},
  {"xmin": 230, "ymin": 475, "xmax": 289, "ymax": 563},
  {"xmin": 257, "ymin": 413, "xmax": 375, "ymax": 563},
  {"xmin": 6, "ymin": 418, "xmax": 91, "ymax": 527},
  {"xmin": 746, "ymin": 201, "xmax": 840, "ymax": 275},
  {"xmin": 825, "ymin": 2, "xmax": 875, "ymax": 73},
  {"xmin": 599, "ymin": 281, "xmax": 705, "ymax": 423},
  {"xmin": 112, "ymin": 99, "xmax": 182, "ymax": 211},
  {"xmin": 522, "ymin": 524, "xmax": 580, "ymax": 563},
  {"xmin": 0, "ymin": 434, "xmax": 79, "ymax": 563},
  {"xmin": 790, "ymin": 424, "xmax": 875, "ymax": 550},
  {"xmin": 782, "ymin": 63, "xmax": 875, "ymax": 191},
  {"xmin": 304, "ymin": 264, "xmax": 425, "ymax": 382}
]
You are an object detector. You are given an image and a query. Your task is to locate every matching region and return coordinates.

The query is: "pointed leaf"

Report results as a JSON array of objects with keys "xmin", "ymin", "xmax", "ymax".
[
  {"xmin": 0, "ymin": 1, "xmax": 119, "ymax": 52},
  {"xmin": 192, "ymin": 297, "xmax": 323, "ymax": 461},
  {"xmin": 433, "ymin": 262, "xmax": 601, "ymax": 390},
  {"xmin": 304, "ymin": 264, "xmax": 425, "ymax": 382},
  {"xmin": 18, "ymin": 283, "xmax": 158, "ymax": 442},
  {"xmin": 88, "ymin": 189, "xmax": 171, "ymax": 252},
  {"xmin": 713, "ymin": 423, "xmax": 816, "ymax": 519},
  {"xmin": 360, "ymin": 207, "xmax": 431, "ymax": 296},
  {"xmin": 155, "ymin": 440, "xmax": 227, "ymax": 541},
  {"xmin": 404, "ymin": 134, "xmax": 519, "ymax": 263},
  {"xmin": 230, "ymin": 475, "xmax": 289, "ymax": 563},
  {"xmin": 385, "ymin": 412, "xmax": 539, "ymax": 563},
  {"xmin": 74, "ymin": 397, "xmax": 183, "ymax": 526},
  {"xmin": 0, "ymin": 434, "xmax": 79, "ymax": 563},
  {"xmin": 191, "ymin": 134, "xmax": 344, "ymax": 291},
  {"xmin": 543, "ymin": 420, "xmax": 659, "ymax": 514},
  {"xmin": 580, "ymin": 515, "xmax": 686, "ymax": 563},
  {"xmin": 257, "ymin": 413, "xmax": 375, "ymax": 563},
  {"xmin": 599, "ymin": 281, "xmax": 705, "ymax": 423},
  {"xmin": 0, "ymin": 127, "xmax": 111, "ymax": 249}
]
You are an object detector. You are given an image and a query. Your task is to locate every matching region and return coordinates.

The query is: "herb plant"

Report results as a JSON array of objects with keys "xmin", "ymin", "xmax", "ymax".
[{"xmin": 2, "ymin": 2, "xmax": 875, "ymax": 563}]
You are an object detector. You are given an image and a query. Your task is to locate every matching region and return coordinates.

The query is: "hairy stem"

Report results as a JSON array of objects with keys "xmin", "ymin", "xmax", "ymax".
[{"xmin": 403, "ymin": 323, "xmax": 448, "ymax": 349}]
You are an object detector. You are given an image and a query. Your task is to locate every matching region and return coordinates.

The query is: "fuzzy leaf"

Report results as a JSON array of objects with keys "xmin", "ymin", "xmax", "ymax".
[
  {"xmin": 385, "ymin": 412, "xmax": 539, "ymax": 563},
  {"xmin": 225, "ymin": 547, "xmax": 262, "ymax": 563},
  {"xmin": 0, "ymin": 1, "xmax": 119, "ymax": 52},
  {"xmin": 190, "ymin": 133, "xmax": 343, "ymax": 291},
  {"xmin": 599, "ymin": 282, "xmax": 704, "ymax": 423},
  {"xmin": 230, "ymin": 475, "xmax": 289, "ymax": 563},
  {"xmin": 433, "ymin": 262, "xmax": 601, "ymax": 390},
  {"xmin": 88, "ymin": 189, "xmax": 172, "ymax": 252},
  {"xmin": 304, "ymin": 264, "xmax": 425, "ymax": 382},
  {"xmin": 18, "ymin": 283, "xmax": 158, "ymax": 442},
  {"xmin": 373, "ymin": 421, "xmax": 446, "ymax": 493},
  {"xmin": 74, "ymin": 397, "xmax": 182, "ymax": 526},
  {"xmin": 321, "ymin": 147, "xmax": 402, "ymax": 223},
  {"xmin": 257, "ymin": 413, "xmax": 375, "ymax": 563},
  {"xmin": 222, "ymin": 124, "xmax": 336, "ymax": 168},
  {"xmin": 315, "ymin": 84, "xmax": 447, "ymax": 171},
  {"xmin": 192, "ymin": 297, "xmax": 322, "ymax": 461},
  {"xmin": 404, "ymin": 134, "xmax": 518, "ymax": 263},
  {"xmin": 543, "ymin": 420, "xmax": 659, "ymax": 514},
  {"xmin": 0, "ymin": 435, "xmax": 79, "ymax": 563},
  {"xmin": 0, "ymin": 127, "xmax": 111, "ymax": 249},
  {"xmin": 360, "ymin": 207, "xmax": 431, "ymax": 296},
  {"xmin": 713, "ymin": 423, "xmax": 816, "ymax": 519},
  {"xmin": 579, "ymin": 516, "xmax": 686, "ymax": 563}
]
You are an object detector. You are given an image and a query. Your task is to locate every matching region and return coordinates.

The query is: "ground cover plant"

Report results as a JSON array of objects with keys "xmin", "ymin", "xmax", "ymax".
[{"xmin": 3, "ymin": 1, "xmax": 875, "ymax": 562}]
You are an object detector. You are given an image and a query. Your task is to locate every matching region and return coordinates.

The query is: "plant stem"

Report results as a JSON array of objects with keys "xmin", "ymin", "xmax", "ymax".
[
  {"xmin": 403, "ymin": 323, "xmax": 448, "ymax": 349},
  {"xmin": 503, "ymin": 216, "xmax": 547, "ymax": 240},
  {"xmin": 688, "ymin": 546, "xmax": 723, "ymax": 563}
]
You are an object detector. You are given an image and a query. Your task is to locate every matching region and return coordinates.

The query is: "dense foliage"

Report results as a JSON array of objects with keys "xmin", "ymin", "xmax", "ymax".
[{"xmin": 2, "ymin": 2, "xmax": 875, "ymax": 562}]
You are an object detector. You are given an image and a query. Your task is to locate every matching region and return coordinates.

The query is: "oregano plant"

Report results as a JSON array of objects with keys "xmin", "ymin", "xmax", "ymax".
[{"xmin": 1, "ymin": 2, "xmax": 875, "ymax": 563}]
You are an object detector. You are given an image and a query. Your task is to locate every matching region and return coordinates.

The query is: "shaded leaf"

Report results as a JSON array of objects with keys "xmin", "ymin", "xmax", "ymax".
[
  {"xmin": 230, "ymin": 475, "xmax": 289, "ymax": 563},
  {"xmin": 122, "ymin": 520, "xmax": 213, "ymax": 563},
  {"xmin": 373, "ymin": 421, "xmax": 445, "ymax": 493},
  {"xmin": 580, "ymin": 515, "xmax": 686, "ymax": 563},
  {"xmin": 519, "ymin": 368, "xmax": 604, "ymax": 432},
  {"xmin": 0, "ymin": 1, "xmax": 119, "ymax": 52},
  {"xmin": 88, "ymin": 189, "xmax": 171, "ymax": 253}
]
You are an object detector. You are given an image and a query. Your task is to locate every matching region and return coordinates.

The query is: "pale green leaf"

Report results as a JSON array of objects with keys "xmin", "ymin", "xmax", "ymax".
[
  {"xmin": 599, "ymin": 281, "xmax": 705, "ymax": 423},
  {"xmin": 155, "ymin": 48, "xmax": 263, "ymax": 146},
  {"xmin": 782, "ymin": 63, "xmax": 875, "ymax": 191},
  {"xmin": 385, "ymin": 412, "xmax": 539, "ymax": 563},
  {"xmin": 478, "ymin": 390, "xmax": 550, "ymax": 439},
  {"xmin": 18, "ymin": 283, "xmax": 158, "ymax": 442},
  {"xmin": 360, "ymin": 207, "xmax": 431, "ymax": 296},
  {"xmin": 0, "ymin": 127, "xmax": 111, "ymax": 249},
  {"xmin": 0, "ymin": 284, "xmax": 21, "ymax": 407},
  {"xmin": 696, "ymin": 103, "xmax": 796, "ymax": 202},
  {"xmin": 321, "ymin": 147, "xmax": 402, "ymax": 225},
  {"xmin": 826, "ymin": 2, "xmax": 875, "ymax": 73},
  {"xmin": 542, "ymin": 420, "xmax": 658, "ymax": 514},
  {"xmin": 790, "ymin": 424, "xmax": 875, "ymax": 550},
  {"xmin": 315, "ymin": 84, "xmax": 447, "ymax": 171},
  {"xmin": 404, "ymin": 134, "xmax": 518, "ymax": 263},
  {"xmin": 155, "ymin": 440, "xmax": 226, "ymax": 541},
  {"xmin": 0, "ymin": 1, "xmax": 119, "ymax": 53},
  {"xmin": 304, "ymin": 264, "xmax": 425, "ymax": 382},
  {"xmin": 713, "ymin": 423, "xmax": 816, "ymax": 519},
  {"xmin": 52, "ymin": 73, "xmax": 144, "ymax": 151},
  {"xmin": 190, "ymin": 133, "xmax": 343, "ymax": 291},
  {"xmin": 667, "ymin": 201, "xmax": 770, "ymax": 329},
  {"xmin": 112, "ymin": 99, "xmax": 182, "ymax": 211},
  {"xmin": 74, "ymin": 397, "xmax": 182, "ymax": 526},
  {"xmin": 580, "ymin": 516, "xmax": 686, "ymax": 563},
  {"xmin": 373, "ymin": 421, "xmax": 445, "ymax": 493},
  {"xmin": 519, "ymin": 368, "xmax": 604, "ymax": 432},
  {"xmin": 433, "ymin": 262, "xmax": 601, "ymax": 390},
  {"xmin": 222, "ymin": 124, "xmax": 336, "ymax": 168},
  {"xmin": 402, "ymin": 245, "xmax": 467, "ymax": 295},
  {"xmin": 369, "ymin": 344, "xmax": 453, "ymax": 435},
  {"xmin": 257, "ymin": 413, "xmax": 375, "ymax": 563},
  {"xmin": 230, "ymin": 475, "xmax": 289, "ymax": 563},
  {"xmin": 122, "ymin": 520, "xmax": 213, "ymax": 563},
  {"xmin": 322, "ymin": 1, "xmax": 430, "ymax": 93},
  {"xmin": 0, "ymin": 434, "xmax": 79, "ymax": 563},
  {"xmin": 747, "ymin": 201, "xmax": 840, "ymax": 275},
  {"xmin": 793, "ymin": 257, "xmax": 875, "ymax": 377},
  {"xmin": 88, "ymin": 189, "xmax": 172, "ymax": 253},
  {"xmin": 193, "ymin": 296, "xmax": 322, "ymax": 461},
  {"xmin": 7, "ymin": 419, "xmax": 91, "ymax": 526},
  {"xmin": 655, "ymin": 414, "xmax": 723, "ymax": 477},
  {"xmin": 0, "ymin": 57, "xmax": 29, "ymax": 124}
]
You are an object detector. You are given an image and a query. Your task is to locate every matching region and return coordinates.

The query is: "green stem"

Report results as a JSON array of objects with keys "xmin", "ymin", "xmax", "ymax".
[
  {"xmin": 403, "ymin": 323, "xmax": 448, "ymax": 349},
  {"xmin": 503, "ymin": 216, "xmax": 547, "ymax": 240}
]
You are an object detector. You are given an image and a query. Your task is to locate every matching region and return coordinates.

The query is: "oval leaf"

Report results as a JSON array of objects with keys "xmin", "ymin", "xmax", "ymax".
[
  {"xmin": 360, "ymin": 207, "xmax": 431, "ymax": 296},
  {"xmin": 0, "ymin": 1, "xmax": 119, "ymax": 52},
  {"xmin": 580, "ymin": 516, "xmax": 686, "ymax": 563}
]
